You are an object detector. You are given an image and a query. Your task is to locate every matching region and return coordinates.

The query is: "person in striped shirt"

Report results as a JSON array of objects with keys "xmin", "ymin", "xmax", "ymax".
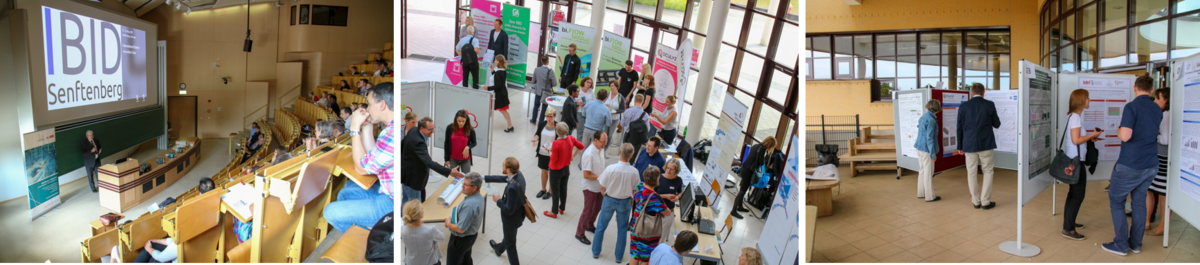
[{"xmin": 323, "ymin": 82, "xmax": 397, "ymax": 232}]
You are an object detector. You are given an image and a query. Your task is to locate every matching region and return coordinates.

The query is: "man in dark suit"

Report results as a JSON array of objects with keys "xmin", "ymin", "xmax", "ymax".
[
  {"xmin": 486, "ymin": 157, "xmax": 527, "ymax": 265},
  {"xmin": 246, "ymin": 123, "xmax": 263, "ymax": 150},
  {"xmin": 559, "ymin": 44, "xmax": 582, "ymax": 88},
  {"xmin": 400, "ymin": 117, "xmax": 464, "ymax": 204},
  {"xmin": 953, "ymin": 83, "xmax": 1002, "ymax": 210},
  {"xmin": 487, "ymin": 19, "xmax": 509, "ymax": 60},
  {"xmin": 82, "ymin": 130, "xmax": 103, "ymax": 192}
]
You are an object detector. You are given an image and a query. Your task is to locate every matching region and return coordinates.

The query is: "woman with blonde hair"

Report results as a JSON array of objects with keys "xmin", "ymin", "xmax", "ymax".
[
  {"xmin": 650, "ymin": 95, "xmax": 679, "ymax": 145},
  {"xmin": 484, "ymin": 55, "xmax": 514, "ymax": 132},
  {"xmin": 738, "ymin": 247, "xmax": 763, "ymax": 265},
  {"xmin": 629, "ymin": 75, "xmax": 656, "ymax": 110},
  {"xmin": 401, "ymin": 200, "xmax": 445, "ymax": 265},
  {"xmin": 731, "ymin": 136, "xmax": 777, "ymax": 219},
  {"xmin": 532, "ymin": 107, "xmax": 559, "ymax": 200},
  {"xmin": 1061, "ymin": 89, "xmax": 1102, "ymax": 240},
  {"xmin": 459, "ymin": 16, "xmax": 475, "ymax": 39}
]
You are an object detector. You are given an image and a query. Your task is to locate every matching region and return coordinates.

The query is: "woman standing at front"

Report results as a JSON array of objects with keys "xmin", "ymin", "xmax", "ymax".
[
  {"xmin": 914, "ymin": 99, "xmax": 941, "ymax": 202},
  {"xmin": 485, "ymin": 55, "xmax": 515, "ymax": 132},
  {"xmin": 444, "ymin": 109, "xmax": 477, "ymax": 173},
  {"xmin": 1063, "ymin": 89, "xmax": 1102, "ymax": 240},
  {"xmin": 545, "ymin": 123, "xmax": 585, "ymax": 218},
  {"xmin": 629, "ymin": 166, "xmax": 670, "ymax": 265},
  {"xmin": 650, "ymin": 95, "xmax": 679, "ymax": 145},
  {"xmin": 532, "ymin": 108, "xmax": 560, "ymax": 200},
  {"xmin": 1147, "ymin": 88, "xmax": 1171, "ymax": 236}
]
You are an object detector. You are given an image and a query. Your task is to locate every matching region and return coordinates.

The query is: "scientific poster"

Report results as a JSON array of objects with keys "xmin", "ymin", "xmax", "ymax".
[
  {"xmin": 1028, "ymin": 68, "xmax": 1055, "ymax": 177},
  {"xmin": 555, "ymin": 22, "xmax": 596, "ymax": 86},
  {"xmin": 1078, "ymin": 78, "xmax": 1132, "ymax": 161},
  {"xmin": 940, "ymin": 92, "xmax": 969, "ymax": 157},
  {"xmin": 1175, "ymin": 56, "xmax": 1200, "ymax": 203},
  {"xmin": 984, "ymin": 90, "xmax": 1019, "ymax": 153},
  {"xmin": 24, "ymin": 128, "xmax": 61, "ymax": 220},
  {"xmin": 471, "ymin": 0, "xmax": 501, "ymax": 86},
  {"xmin": 758, "ymin": 134, "xmax": 800, "ymax": 265},
  {"xmin": 897, "ymin": 93, "xmax": 924, "ymax": 158},
  {"xmin": 701, "ymin": 92, "xmax": 748, "ymax": 210},
  {"xmin": 502, "ymin": 4, "xmax": 530, "ymax": 87},
  {"xmin": 598, "ymin": 31, "xmax": 632, "ymax": 87}
]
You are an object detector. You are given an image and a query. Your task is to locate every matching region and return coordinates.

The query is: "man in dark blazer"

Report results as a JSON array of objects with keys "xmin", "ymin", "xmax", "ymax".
[
  {"xmin": 246, "ymin": 123, "xmax": 263, "ymax": 150},
  {"xmin": 82, "ymin": 130, "xmax": 103, "ymax": 192},
  {"xmin": 487, "ymin": 19, "xmax": 510, "ymax": 60},
  {"xmin": 486, "ymin": 157, "xmax": 527, "ymax": 265},
  {"xmin": 953, "ymin": 83, "xmax": 1002, "ymax": 210},
  {"xmin": 400, "ymin": 117, "xmax": 464, "ymax": 204},
  {"xmin": 559, "ymin": 44, "xmax": 582, "ymax": 88}
]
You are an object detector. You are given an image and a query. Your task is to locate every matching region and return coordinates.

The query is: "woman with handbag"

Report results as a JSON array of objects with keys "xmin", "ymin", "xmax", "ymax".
[
  {"xmin": 629, "ymin": 166, "xmax": 671, "ymax": 265},
  {"xmin": 1062, "ymin": 89, "xmax": 1103, "ymax": 240}
]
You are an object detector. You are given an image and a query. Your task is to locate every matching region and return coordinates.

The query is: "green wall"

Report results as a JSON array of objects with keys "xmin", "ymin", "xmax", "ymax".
[{"xmin": 55, "ymin": 108, "xmax": 165, "ymax": 175}]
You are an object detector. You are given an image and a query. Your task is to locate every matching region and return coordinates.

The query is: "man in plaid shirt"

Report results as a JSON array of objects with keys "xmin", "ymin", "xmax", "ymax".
[{"xmin": 323, "ymin": 82, "xmax": 398, "ymax": 232}]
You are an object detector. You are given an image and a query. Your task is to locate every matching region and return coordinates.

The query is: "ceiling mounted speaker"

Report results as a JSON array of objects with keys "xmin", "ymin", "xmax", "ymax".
[{"xmin": 243, "ymin": 39, "xmax": 253, "ymax": 52}]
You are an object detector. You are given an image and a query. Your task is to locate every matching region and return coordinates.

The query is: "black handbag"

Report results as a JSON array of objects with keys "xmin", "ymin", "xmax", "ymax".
[{"xmin": 1049, "ymin": 118, "xmax": 1082, "ymax": 185}]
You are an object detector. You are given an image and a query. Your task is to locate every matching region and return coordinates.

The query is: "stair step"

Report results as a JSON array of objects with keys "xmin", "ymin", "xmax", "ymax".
[
  {"xmin": 856, "ymin": 143, "xmax": 895, "ymax": 150},
  {"xmin": 855, "ymin": 163, "xmax": 898, "ymax": 170},
  {"xmin": 871, "ymin": 134, "xmax": 895, "ymax": 139}
]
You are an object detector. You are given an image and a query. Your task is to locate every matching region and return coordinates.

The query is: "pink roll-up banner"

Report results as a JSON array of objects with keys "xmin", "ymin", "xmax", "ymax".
[
  {"xmin": 443, "ymin": 58, "xmax": 464, "ymax": 86},
  {"xmin": 651, "ymin": 45, "xmax": 681, "ymax": 129}
]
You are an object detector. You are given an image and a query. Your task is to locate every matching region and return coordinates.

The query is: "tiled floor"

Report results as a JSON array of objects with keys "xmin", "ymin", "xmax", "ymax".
[
  {"xmin": 0, "ymin": 139, "xmax": 233, "ymax": 262},
  {"xmin": 810, "ymin": 166, "xmax": 1200, "ymax": 263},
  {"xmin": 411, "ymin": 86, "xmax": 769, "ymax": 265}
]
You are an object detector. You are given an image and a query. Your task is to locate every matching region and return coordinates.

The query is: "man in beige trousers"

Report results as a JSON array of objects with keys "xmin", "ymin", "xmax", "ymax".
[{"xmin": 953, "ymin": 83, "xmax": 1002, "ymax": 210}]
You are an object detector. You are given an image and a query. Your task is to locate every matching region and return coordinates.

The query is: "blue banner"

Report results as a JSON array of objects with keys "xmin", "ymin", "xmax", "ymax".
[{"xmin": 24, "ymin": 129, "xmax": 61, "ymax": 220}]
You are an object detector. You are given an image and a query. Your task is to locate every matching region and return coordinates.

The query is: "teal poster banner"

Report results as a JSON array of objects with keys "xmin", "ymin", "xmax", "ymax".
[
  {"xmin": 597, "ymin": 30, "xmax": 631, "ymax": 87},
  {"xmin": 23, "ymin": 128, "xmax": 61, "ymax": 220},
  {"xmin": 555, "ymin": 22, "xmax": 596, "ymax": 87},
  {"xmin": 502, "ymin": 4, "xmax": 530, "ymax": 87}
]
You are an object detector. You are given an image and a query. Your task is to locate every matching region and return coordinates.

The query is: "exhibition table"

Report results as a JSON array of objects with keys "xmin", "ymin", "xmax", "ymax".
[
  {"xmin": 421, "ymin": 175, "xmax": 488, "ymax": 232},
  {"xmin": 98, "ymin": 138, "xmax": 201, "ymax": 213},
  {"xmin": 674, "ymin": 206, "xmax": 723, "ymax": 263}
]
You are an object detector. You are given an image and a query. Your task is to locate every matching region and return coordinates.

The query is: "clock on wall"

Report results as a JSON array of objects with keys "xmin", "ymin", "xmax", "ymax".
[{"xmin": 179, "ymin": 83, "xmax": 187, "ymax": 89}]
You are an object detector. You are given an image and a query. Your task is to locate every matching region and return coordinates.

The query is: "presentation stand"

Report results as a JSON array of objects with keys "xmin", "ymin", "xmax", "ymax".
[
  {"xmin": 891, "ymin": 89, "xmax": 970, "ymax": 176},
  {"xmin": 1047, "ymin": 73, "xmax": 1136, "ymax": 218},
  {"xmin": 403, "ymin": 81, "xmax": 497, "ymax": 176},
  {"xmin": 758, "ymin": 134, "xmax": 801, "ymax": 265},
  {"xmin": 1000, "ymin": 60, "xmax": 1059, "ymax": 257},
  {"xmin": 98, "ymin": 138, "xmax": 200, "ymax": 213},
  {"xmin": 1168, "ymin": 52, "xmax": 1200, "ymax": 248}
]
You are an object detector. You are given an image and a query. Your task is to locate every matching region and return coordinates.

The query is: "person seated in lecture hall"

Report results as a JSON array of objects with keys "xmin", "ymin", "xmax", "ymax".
[
  {"xmin": 324, "ymin": 82, "xmax": 401, "ymax": 232},
  {"xmin": 374, "ymin": 62, "xmax": 392, "ymax": 77},
  {"xmin": 82, "ymin": 130, "xmax": 103, "ymax": 193},
  {"xmin": 246, "ymin": 122, "xmax": 263, "ymax": 149},
  {"xmin": 309, "ymin": 91, "xmax": 319, "ymax": 102},
  {"xmin": 305, "ymin": 120, "xmax": 334, "ymax": 152},
  {"xmin": 241, "ymin": 133, "xmax": 265, "ymax": 164},
  {"xmin": 350, "ymin": 66, "xmax": 364, "ymax": 76},
  {"xmin": 401, "ymin": 116, "xmax": 466, "ymax": 204},
  {"xmin": 271, "ymin": 148, "xmax": 295, "ymax": 166},
  {"xmin": 340, "ymin": 107, "xmax": 354, "ymax": 126},
  {"xmin": 316, "ymin": 92, "xmax": 330, "ymax": 106},
  {"xmin": 485, "ymin": 157, "xmax": 528, "ymax": 265},
  {"xmin": 357, "ymin": 79, "xmax": 373, "ymax": 97},
  {"xmin": 374, "ymin": 53, "xmax": 387, "ymax": 65},
  {"xmin": 339, "ymin": 80, "xmax": 352, "ymax": 92},
  {"xmin": 647, "ymin": 230, "xmax": 698, "ymax": 265},
  {"xmin": 332, "ymin": 120, "xmax": 348, "ymax": 137},
  {"xmin": 327, "ymin": 94, "xmax": 341, "ymax": 113}
]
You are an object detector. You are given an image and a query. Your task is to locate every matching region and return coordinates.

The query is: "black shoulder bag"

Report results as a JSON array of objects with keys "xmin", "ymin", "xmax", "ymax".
[{"xmin": 1049, "ymin": 116, "xmax": 1082, "ymax": 185}]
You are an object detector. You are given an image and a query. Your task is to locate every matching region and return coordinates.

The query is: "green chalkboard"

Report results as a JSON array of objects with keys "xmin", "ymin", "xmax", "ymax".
[{"xmin": 55, "ymin": 108, "xmax": 165, "ymax": 176}]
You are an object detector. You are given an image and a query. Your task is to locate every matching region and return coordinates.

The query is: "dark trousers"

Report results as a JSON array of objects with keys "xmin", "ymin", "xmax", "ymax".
[
  {"xmin": 659, "ymin": 129, "xmax": 678, "ymax": 145},
  {"xmin": 1063, "ymin": 161, "xmax": 1088, "ymax": 231},
  {"xmin": 733, "ymin": 173, "xmax": 754, "ymax": 211},
  {"xmin": 530, "ymin": 95, "xmax": 546, "ymax": 123},
  {"xmin": 446, "ymin": 233, "xmax": 478, "ymax": 265},
  {"xmin": 463, "ymin": 65, "xmax": 480, "ymax": 89},
  {"xmin": 561, "ymin": 76, "xmax": 578, "ymax": 88},
  {"xmin": 493, "ymin": 221, "xmax": 521, "ymax": 265},
  {"xmin": 550, "ymin": 167, "xmax": 570, "ymax": 212},
  {"xmin": 85, "ymin": 163, "xmax": 99, "ymax": 191},
  {"xmin": 134, "ymin": 249, "xmax": 161, "ymax": 263},
  {"xmin": 577, "ymin": 189, "xmax": 603, "ymax": 237}
]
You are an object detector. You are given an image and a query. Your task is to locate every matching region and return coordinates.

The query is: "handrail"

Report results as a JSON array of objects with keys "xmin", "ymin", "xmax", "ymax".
[{"xmin": 244, "ymin": 104, "xmax": 268, "ymax": 119}]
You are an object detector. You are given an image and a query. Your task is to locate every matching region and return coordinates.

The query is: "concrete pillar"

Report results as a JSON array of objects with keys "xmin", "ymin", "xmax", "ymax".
[
  {"xmin": 590, "ymin": 0, "xmax": 606, "ymax": 83},
  {"xmin": 693, "ymin": 0, "xmax": 715, "ymax": 51},
  {"xmin": 759, "ymin": 0, "xmax": 780, "ymax": 46},
  {"xmin": 685, "ymin": 0, "xmax": 731, "ymax": 144}
]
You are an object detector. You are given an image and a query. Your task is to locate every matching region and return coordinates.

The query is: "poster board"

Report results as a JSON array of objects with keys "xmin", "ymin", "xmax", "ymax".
[
  {"xmin": 401, "ymin": 82, "xmax": 434, "ymax": 122},
  {"xmin": 892, "ymin": 89, "xmax": 969, "ymax": 174},
  {"xmin": 23, "ymin": 128, "xmax": 61, "ymax": 220},
  {"xmin": 555, "ymin": 22, "xmax": 596, "ymax": 86},
  {"xmin": 938, "ymin": 91, "xmax": 969, "ymax": 157},
  {"xmin": 1054, "ymin": 73, "xmax": 1136, "ymax": 182},
  {"xmin": 1168, "ymin": 52, "xmax": 1200, "ymax": 228},
  {"xmin": 502, "ymin": 4, "xmax": 530, "ymax": 87},
  {"xmin": 700, "ymin": 92, "xmax": 747, "ymax": 210},
  {"xmin": 758, "ymin": 134, "xmax": 801, "ymax": 265},
  {"xmin": 895, "ymin": 90, "xmax": 926, "ymax": 159},
  {"xmin": 432, "ymin": 82, "xmax": 494, "ymax": 159},
  {"xmin": 983, "ymin": 90, "xmax": 1020, "ymax": 170},
  {"xmin": 1019, "ymin": 60, "xmax": 1057, "ymax": 205}
]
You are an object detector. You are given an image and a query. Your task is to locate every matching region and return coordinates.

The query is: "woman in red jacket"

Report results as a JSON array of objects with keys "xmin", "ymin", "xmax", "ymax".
[{"xmin": 545, "ymin": 123, "xmax": 585, "ymax": 218}]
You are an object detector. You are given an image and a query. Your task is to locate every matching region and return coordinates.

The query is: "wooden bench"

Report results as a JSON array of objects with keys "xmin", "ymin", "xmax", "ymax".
[
  {"xmin": 838, "ymin": 127, "xmax": 901, "ymax": 178},
  {"xmin": 321, "ymin": 225, "xmax": 370, "ymax": 263},
  {"xmin": 806, "ymin": 179, "xmax": 839, "ymax": 217}
]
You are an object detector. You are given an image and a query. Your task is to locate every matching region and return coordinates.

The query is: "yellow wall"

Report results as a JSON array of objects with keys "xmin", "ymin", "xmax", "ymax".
[
  {"xmin": 278, "ymin": 0, "xmax": 394, "ymax": 89},
  {"xmin": 806, "ymin": 0, "xmax": 1040, "ymax": 125}
]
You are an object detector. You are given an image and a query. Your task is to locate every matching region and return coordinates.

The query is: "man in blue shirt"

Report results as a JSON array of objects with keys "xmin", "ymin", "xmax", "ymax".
[
  {"xmin": 1101, "ymin": 76, "xmax": 1163, "ymax": 257},
  {"xmin": 456, "ymin": 25, "xmax": 481, "ymax": 89},
  {"xmin": 649, "ymin": 230, "xmax": 698, "ymax": 265},
  {"xmin": 581, "ymin": 89, "xmax": 613, "ymax": 146},
  {"xmin": 635, "ymin": 136, "xmax": 666, "ymax": 179}
]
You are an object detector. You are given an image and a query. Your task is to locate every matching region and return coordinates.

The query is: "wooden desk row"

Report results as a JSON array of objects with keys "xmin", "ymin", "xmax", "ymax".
[
  {"xmin": 315, "ymin": 85, "xmax": 370, "ymax": 109},
  {"xmin": 273, "ymin": 109, "xmax": 301, "ymax": 150},
  {"xmin": 329, "ymin": 76, "xmax": 394, "ymax": 90},
  {"xmin": 293, "ymin": 98, "xmax": 338, "ymax": 127}
]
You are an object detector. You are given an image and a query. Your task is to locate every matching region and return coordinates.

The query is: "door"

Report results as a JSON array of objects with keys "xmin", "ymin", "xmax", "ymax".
[{"xmin": 168, "ymin": 96, "xmax": 198, "ymax": 139}]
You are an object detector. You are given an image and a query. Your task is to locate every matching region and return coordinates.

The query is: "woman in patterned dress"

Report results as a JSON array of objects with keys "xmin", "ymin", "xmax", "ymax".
[{"xmin": 629, "ymin": 165, "xmax": 671, "ymax": 265}]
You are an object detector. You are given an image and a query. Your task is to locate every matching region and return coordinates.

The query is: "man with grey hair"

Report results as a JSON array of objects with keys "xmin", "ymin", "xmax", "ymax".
[
  {"xmin": 445, "ymin": 172, "xmax": 485, "ymax": 265},
  {"xmin": 592, "ymin": 143, "xmax": 643, "ymax": 262},
  {"xmin": 953, "ymin": 83, "xmax": 1002, "ymax": 210},
  {"xmin": 82, "ymin": 130, "xmax": 103, "ymax": 192},
  {"xmin": 915, "ymin": 99, "xmax": 942, "ymax": 202}
]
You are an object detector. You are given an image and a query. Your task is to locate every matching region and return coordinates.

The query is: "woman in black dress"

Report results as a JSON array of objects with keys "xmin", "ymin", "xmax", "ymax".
[{"xmin": 485, "ymin": 54, "xmax": 515, "ymax": 132}]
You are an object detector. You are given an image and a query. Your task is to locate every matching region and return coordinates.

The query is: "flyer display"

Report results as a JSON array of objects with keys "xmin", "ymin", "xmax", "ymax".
[
  {"xmin": 897, "ymin": 93, "xmax": 924, "ymax": 158},
  {"xmin": 984, "ymin": 90, "xmax": 1019, "ymax": 153}
]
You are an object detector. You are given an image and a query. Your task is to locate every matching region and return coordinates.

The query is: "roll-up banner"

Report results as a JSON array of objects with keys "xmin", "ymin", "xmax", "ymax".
[
  {"xmin": 502, "ymin": 4, "xmax": 530, "ymax": 87},
  {"xmin": 24, "ymin": 128, "xmax": 61, "ymax": 220},
  {"xmin": 471, "ymin": 0, "xmax": 501, "ymax": 86},
  {"xmin": 598, "ymin": 31, "xmax": 632, "ymax": 87},
  {"xmin": 555, "ymin": 22, "xmax": 596, "ymax": 86}
]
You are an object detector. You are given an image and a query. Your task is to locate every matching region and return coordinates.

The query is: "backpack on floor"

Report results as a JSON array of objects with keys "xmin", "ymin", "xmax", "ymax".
[{"xmin": 365, "ymin": 212, "xmax": 394, "ymax": 263}]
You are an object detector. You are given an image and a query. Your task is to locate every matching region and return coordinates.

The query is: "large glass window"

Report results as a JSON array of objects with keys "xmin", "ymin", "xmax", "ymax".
[
  {"xmin": 1173, "ymin": 16, "xmax": 1200, "ymax": 58},
  {"xmin": 1102, "ymin": 0, "xmax": 1128, "ymax": 31},
  {"xmin": 1044, "ymin": 0, "xmax": 1199, "ymax": 72},
  {"xmin": 1100, "ymin": 29, "xmax": 1128, "ymax": 67},
  {"xmin": 807, "ymin": 29, "xmax": 1011, "ymax": 93}
]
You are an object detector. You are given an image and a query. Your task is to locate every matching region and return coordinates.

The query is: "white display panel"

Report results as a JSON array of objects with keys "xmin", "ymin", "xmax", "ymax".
[
  {"xmin": 1019, "ymin": 60, "xmax": 1057, "ymax": 206},
  {"xmin": 41, "ymin": 6, "xmax": 148, "ymax": 111},
  {"xmin": 1170, "ymin": 53, "xmax": 1200, "ymax": 229},
  {"xmin": 984, "ymin": 90, "xmax": 1019, "ymax": 153},
  {"xmin": 1054, "ymin": 73, "xmax": 1135, "ymax": 182},
  {"xmin": 897, "ymin": 93, "xmax": 924, "ymax": 158}
]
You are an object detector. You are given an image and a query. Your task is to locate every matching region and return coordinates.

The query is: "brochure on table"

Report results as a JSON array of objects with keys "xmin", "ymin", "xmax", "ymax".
[{"xmin": 1168, "ymin": 53, "xmax": 1200, "ymax": 230}]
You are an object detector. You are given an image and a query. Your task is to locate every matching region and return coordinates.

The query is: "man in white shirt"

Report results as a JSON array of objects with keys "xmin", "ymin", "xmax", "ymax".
[
  {"xmin": 591, "ymin": 143, "xmax": 641, "ymax": 263},
  {"xmin": 575, "ymin": 131, "xmax": 607, "ymax": 245}
]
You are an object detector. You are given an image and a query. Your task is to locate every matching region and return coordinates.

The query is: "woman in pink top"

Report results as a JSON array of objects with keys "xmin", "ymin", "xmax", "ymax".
[
  {"xmin": 443, "ymin": 110, "xmax": 477, "ymax": 173},
  {"xmin": 546, "ymin": 123, "xmax": 585, "ymax": 218}
]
